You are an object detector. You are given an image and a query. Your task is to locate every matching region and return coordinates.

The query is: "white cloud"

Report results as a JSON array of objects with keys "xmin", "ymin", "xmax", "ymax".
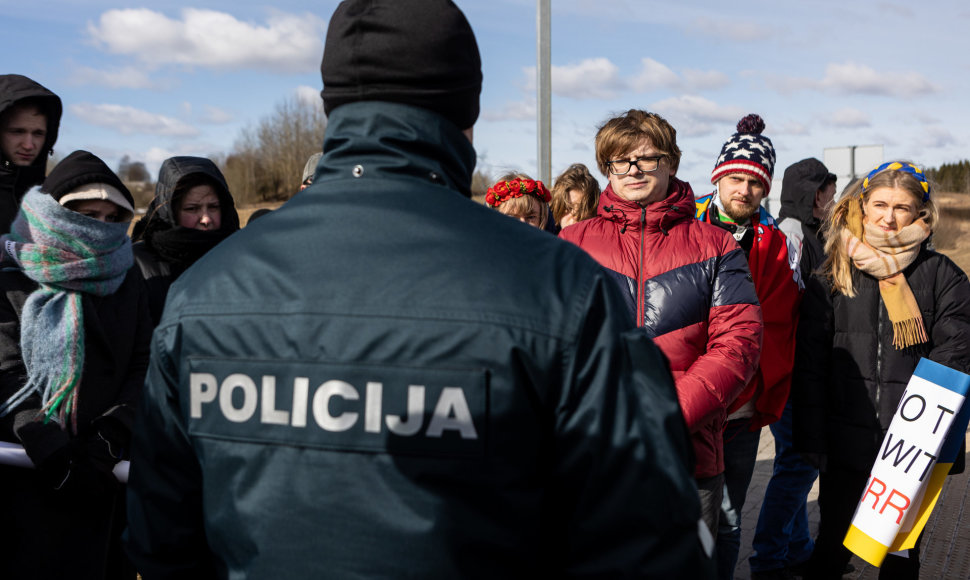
[
  {"xmin": 820, "ymin": 62, "xmax": 938, "ymax": 98},
  {"xmin": 553, "ymin": 58, "xmax": 623, "ymax": 99},
  {"xmin": 652, "ymin": 95, "xmax": 743, "ymax": 124},
  {"xmin": 70, "ymin": 103, "xmax": 199, "ymax": 137},
  {"xmin": 631, "ymin": 58, "xmax": 680, "ymax": 92},
  {"xmin": 647, "ymin": 96, "xmax": 745, "ymax": 138},
  {"xmin": 482, "ymin": 100, "xmax": 536, "ymax": 122},
  {"xmin": 632, "ymin": 58, "xmax": 730, "ymax": 93},
  {"xmin": 87, "ymin": 8, "xmax": 326, "ymax": 73},
  {"xmin": 766, "ymin": 62, "xmax": 939, "ymax": 98},
  {"xmin": 823, "ymin": 108, "xmax": 871, "ymax": 128},
  {"xmin": 526, "ymin": 59, "xmax": 624, "ymax": 100},
  {"xmin": 68, "ymin": 65, "xmax": 165, "ymax": 89},
  {"xmin": 201, "ymin": 106, "xmax": 234, "ymax": 124},
  {"xmin": 295, "ymin": 85, "xmax": 324, "ymax": 109}
]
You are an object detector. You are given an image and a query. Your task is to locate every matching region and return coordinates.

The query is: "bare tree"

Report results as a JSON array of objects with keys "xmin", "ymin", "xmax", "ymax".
[{"xmin": 222, "ymin": 96, "xmax": 327, "ymax": 205}]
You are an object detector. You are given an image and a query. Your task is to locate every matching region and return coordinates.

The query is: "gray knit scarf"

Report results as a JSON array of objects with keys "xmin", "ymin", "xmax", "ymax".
[{"xmin": 0, "ymin": 189, "xmax": 132, "ymax": 432}]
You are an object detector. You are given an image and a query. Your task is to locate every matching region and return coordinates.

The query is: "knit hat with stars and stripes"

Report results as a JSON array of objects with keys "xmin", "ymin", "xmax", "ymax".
[{"xmin": 711, "ymin": 114, "xmax": 776, "ymax": 193}]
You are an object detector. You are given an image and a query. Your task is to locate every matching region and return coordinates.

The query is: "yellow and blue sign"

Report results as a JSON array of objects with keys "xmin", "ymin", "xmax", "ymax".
[{"xmin": 844, "ymin": 358, "xmax": 970, "ymax": 566}]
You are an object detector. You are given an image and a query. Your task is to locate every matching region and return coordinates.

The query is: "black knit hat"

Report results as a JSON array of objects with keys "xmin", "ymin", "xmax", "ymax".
[
  {"xmin": 320, "ymin": 0, "xmax": 482, "ymax": 130},
  {"xmin": 782, "ymin": 158, "xmax": 836, "ymax": 196},
  {"xmin": 42, "ymin": 150, "xmax": 135, "ymax": 217}
]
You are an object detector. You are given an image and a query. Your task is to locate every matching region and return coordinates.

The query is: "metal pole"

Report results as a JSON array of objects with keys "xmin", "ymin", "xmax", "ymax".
[{"xmin": 537, "ymin": 0, "xmax": 551, "ymax": 184}]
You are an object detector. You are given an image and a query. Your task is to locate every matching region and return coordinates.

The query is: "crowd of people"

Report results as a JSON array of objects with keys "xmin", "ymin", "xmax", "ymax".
[{"xmin": 0, "ymin": 0, "xmax": 967, "ymax": 579}]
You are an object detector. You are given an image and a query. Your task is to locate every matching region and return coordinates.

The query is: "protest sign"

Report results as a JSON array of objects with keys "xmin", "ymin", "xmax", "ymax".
[{"xmin": 844, "ymin": 358, "xmax": 970, "ymax": 567}]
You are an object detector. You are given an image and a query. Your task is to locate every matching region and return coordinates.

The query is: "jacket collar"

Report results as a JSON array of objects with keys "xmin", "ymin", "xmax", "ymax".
[
  {"xmin": 597, "ymin": 177, "xmax": 696, "ymax": 234},
  {"xmin": 317, "ymin": 101, "xmax": 476, "ymax": 197}
]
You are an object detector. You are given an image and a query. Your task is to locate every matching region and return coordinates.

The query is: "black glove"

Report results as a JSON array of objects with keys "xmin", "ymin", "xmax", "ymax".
[
  {"xmin": 16, "ymin": 419, "xmax": 74, "ymax": 490},
  {"xmin": 17, "ymin": 419, "xmax": 120, "ymax": 496},
  {"xmin": 83, "ymin": 418, "xmax": 128, "ymax": 477},
  {"xmin": 65, "ymin": 450, "xmax": 119, "ymax": 498}
]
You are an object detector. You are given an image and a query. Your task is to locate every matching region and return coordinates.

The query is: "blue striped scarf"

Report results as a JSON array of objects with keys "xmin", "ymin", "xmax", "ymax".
[{"xmin": 0, "ymin": 189, "xmax": 133, "ymax": 431}]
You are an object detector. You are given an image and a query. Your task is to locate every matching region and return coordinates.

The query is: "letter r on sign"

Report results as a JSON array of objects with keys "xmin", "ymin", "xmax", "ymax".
[
  {"xmin": 880, "ymin": 489, "xmax": 911, "ymax": 525},
  {"xmin": 862, "ymin": 477, "xmax": 886, "ymax": 510}
]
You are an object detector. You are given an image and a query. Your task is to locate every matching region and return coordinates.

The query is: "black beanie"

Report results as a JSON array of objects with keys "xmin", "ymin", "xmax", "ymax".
[
  {"xmin": 42, "ymin": 150, "xmax": 135, "ymax": 210},
  {"xmin": 320, "ymin": 0, "xmax": 482, "ymax": 130}
]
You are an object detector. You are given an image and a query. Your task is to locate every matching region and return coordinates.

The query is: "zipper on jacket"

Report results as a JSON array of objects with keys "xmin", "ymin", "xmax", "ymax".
[
  {"xmin": 875, "ymin": 295, "xmax": 884, "ymax": 424},
  {"xmin": 637, "ymin": 206, "xmax": 646, "ymax": 326}
]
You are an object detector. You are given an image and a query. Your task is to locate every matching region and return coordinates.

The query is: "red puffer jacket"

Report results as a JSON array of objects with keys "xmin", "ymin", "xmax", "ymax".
[{"xmin": 560, "ymin": 178, "xmax": 763, "ymax": 478}]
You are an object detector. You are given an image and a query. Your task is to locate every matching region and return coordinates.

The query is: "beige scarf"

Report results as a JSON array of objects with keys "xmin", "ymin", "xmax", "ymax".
[{"xmin": 841, "ymin": 200, "xmax": 931, "ymax": 349}]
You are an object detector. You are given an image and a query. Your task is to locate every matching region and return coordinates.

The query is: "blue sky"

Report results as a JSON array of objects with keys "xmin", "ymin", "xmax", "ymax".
[{"xmin": 5, "ymin": 0, "xmax": 969, "ymax": 197}]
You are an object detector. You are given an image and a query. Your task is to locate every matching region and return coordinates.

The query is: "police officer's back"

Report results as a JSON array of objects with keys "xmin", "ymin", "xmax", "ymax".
[{"xmin": 124, "ymin": 2, "xmax": 712, "ymax": 578}]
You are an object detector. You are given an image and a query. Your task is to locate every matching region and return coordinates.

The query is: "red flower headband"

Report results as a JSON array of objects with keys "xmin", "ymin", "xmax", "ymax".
[{"xmin": 485, "ymin": 178, "xmax": 552, "ymax": 207}]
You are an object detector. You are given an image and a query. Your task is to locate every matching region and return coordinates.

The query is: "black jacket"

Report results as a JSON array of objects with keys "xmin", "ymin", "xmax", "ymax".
[
  {"xmin": 777, "ymin": 160, "xmax": 829, "ymax": 282},
  {"xmin": 132, "ymin": 156, "xmax": 239, "ymax": 326},
  {"xmin": 0, "ymin": 75, "xmax": 62, "ymax": 235},
  {"xmin": 792, "ymin": 248, "xmax": 970, "ymax": 469},
  {"xmin": 125, "ymin": 101, "xmax": 712, "ymax": 579},
  {"xmin": 0, "ymin": 267, "xmax": 151, "ymax": 579}
]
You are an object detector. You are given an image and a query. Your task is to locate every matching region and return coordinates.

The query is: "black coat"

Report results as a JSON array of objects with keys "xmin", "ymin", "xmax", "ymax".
[
  {"xmin": 132, "ymin": 156, "xmax": 239, "ymax": 326},
  {"xmin": 0, "ymin": 75, "xmax": 62, "ymax": 235},
  {"xmin": 793, "ymin": 247, "xmax": 970, "ymax": 469},
  {"xmin": 0, "ymin": 267, "xmax": 151, "ymax": 579}
]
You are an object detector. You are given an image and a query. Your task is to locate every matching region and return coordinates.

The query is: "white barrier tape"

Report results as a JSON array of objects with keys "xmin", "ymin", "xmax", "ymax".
[{"xmin": 0, "ymin": 441, "xmax": 129, "ymax": 483}]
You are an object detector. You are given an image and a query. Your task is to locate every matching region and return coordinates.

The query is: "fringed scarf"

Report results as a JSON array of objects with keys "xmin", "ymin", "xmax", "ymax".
[
  {"xmin": 841, "ymin": 199, "xmax": 931, "ymax": 349},
  {"xmin": 0, "ymin": 189, "xmax": 133, "ymax": 431}
]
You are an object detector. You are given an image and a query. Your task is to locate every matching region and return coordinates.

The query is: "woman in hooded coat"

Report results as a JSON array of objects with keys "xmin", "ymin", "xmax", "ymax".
[
  {"xmin": 0, "ymin": 150, "xmax": 151, "ymax": 579},
  {"xmin": 131, "ymin": 156, "xmax": 239, "ymax": 325}
]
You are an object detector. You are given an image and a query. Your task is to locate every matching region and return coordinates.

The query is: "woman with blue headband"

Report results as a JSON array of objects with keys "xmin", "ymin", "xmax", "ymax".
[{"xmin": 792, "ymin": 161, "xmax": 970, "ymax": 578}]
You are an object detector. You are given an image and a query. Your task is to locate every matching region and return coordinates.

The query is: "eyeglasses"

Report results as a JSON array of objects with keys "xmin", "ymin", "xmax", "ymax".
[{"xmin": 607, "ymin": 156, "xmax": 663, "ymax": 175}]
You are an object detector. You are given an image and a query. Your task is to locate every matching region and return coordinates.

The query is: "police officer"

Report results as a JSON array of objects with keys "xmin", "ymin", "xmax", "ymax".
[{"xmin": 124, "ymin": 1, "xmax": 713, "ymax": 577}]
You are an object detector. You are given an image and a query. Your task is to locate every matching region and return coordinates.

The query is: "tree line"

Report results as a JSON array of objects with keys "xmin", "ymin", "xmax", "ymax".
[{"xmin": 926, "ymin": 161, "xmax": 970, "ymax": 194}]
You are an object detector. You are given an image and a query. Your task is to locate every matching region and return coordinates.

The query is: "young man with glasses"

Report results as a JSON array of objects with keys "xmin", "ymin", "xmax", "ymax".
[
  {"xmin": 694, "ymin": 115, "xmax": 803, "ymax": 580},
  {"xmin": 560, "ymin": 109, "xmax": 763, "ymax": 538}
]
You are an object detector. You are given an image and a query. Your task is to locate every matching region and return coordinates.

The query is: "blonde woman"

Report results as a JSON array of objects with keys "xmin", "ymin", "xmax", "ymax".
[{"xmin": 793, "ymin": 161, "xmax": 970, "ymax": 579}]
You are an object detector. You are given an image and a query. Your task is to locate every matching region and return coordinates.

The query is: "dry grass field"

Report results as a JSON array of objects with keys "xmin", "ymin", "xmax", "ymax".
[{"xmin": 930, "ymin": 192, "xmax": 970, "ymax": 274}]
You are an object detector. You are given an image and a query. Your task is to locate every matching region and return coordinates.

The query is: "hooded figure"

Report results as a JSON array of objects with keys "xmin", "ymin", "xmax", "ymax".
[
  {"xmin": 131, "ymin": 156, "xmax": 240, "ymax": 325},
  {"xmin": 777, "ymin": 158, "xmax": 837, "ymax": 281},
  {"xmin": 0, "ymin": 150, "xmax": 151, "ymax": 580},
  {"xmin": 0, "ymin": 75, "xmax": 63, "ymax": 234}
]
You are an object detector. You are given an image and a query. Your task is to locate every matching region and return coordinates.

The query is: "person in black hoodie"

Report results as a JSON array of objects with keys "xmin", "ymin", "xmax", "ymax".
[
  {"xmin": 131, "ymin": 156, "xmax": 239, "ymax": 325},
  {"xmin": 749, "ymin": 158, "xmax": 837, "ymax": 579},
  {"xmin": 0, "ymin": 74, "xmax": 62, "ymax": 235},
  {"xmin": 0, "ymin": 150, "xmax": 151, "ymax": 580}
]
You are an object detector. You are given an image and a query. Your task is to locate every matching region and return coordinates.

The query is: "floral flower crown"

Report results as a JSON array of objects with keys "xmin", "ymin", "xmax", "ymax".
[{"xmin": 485, "ymin": 178, "xmax": 552, "ymax": 207}]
